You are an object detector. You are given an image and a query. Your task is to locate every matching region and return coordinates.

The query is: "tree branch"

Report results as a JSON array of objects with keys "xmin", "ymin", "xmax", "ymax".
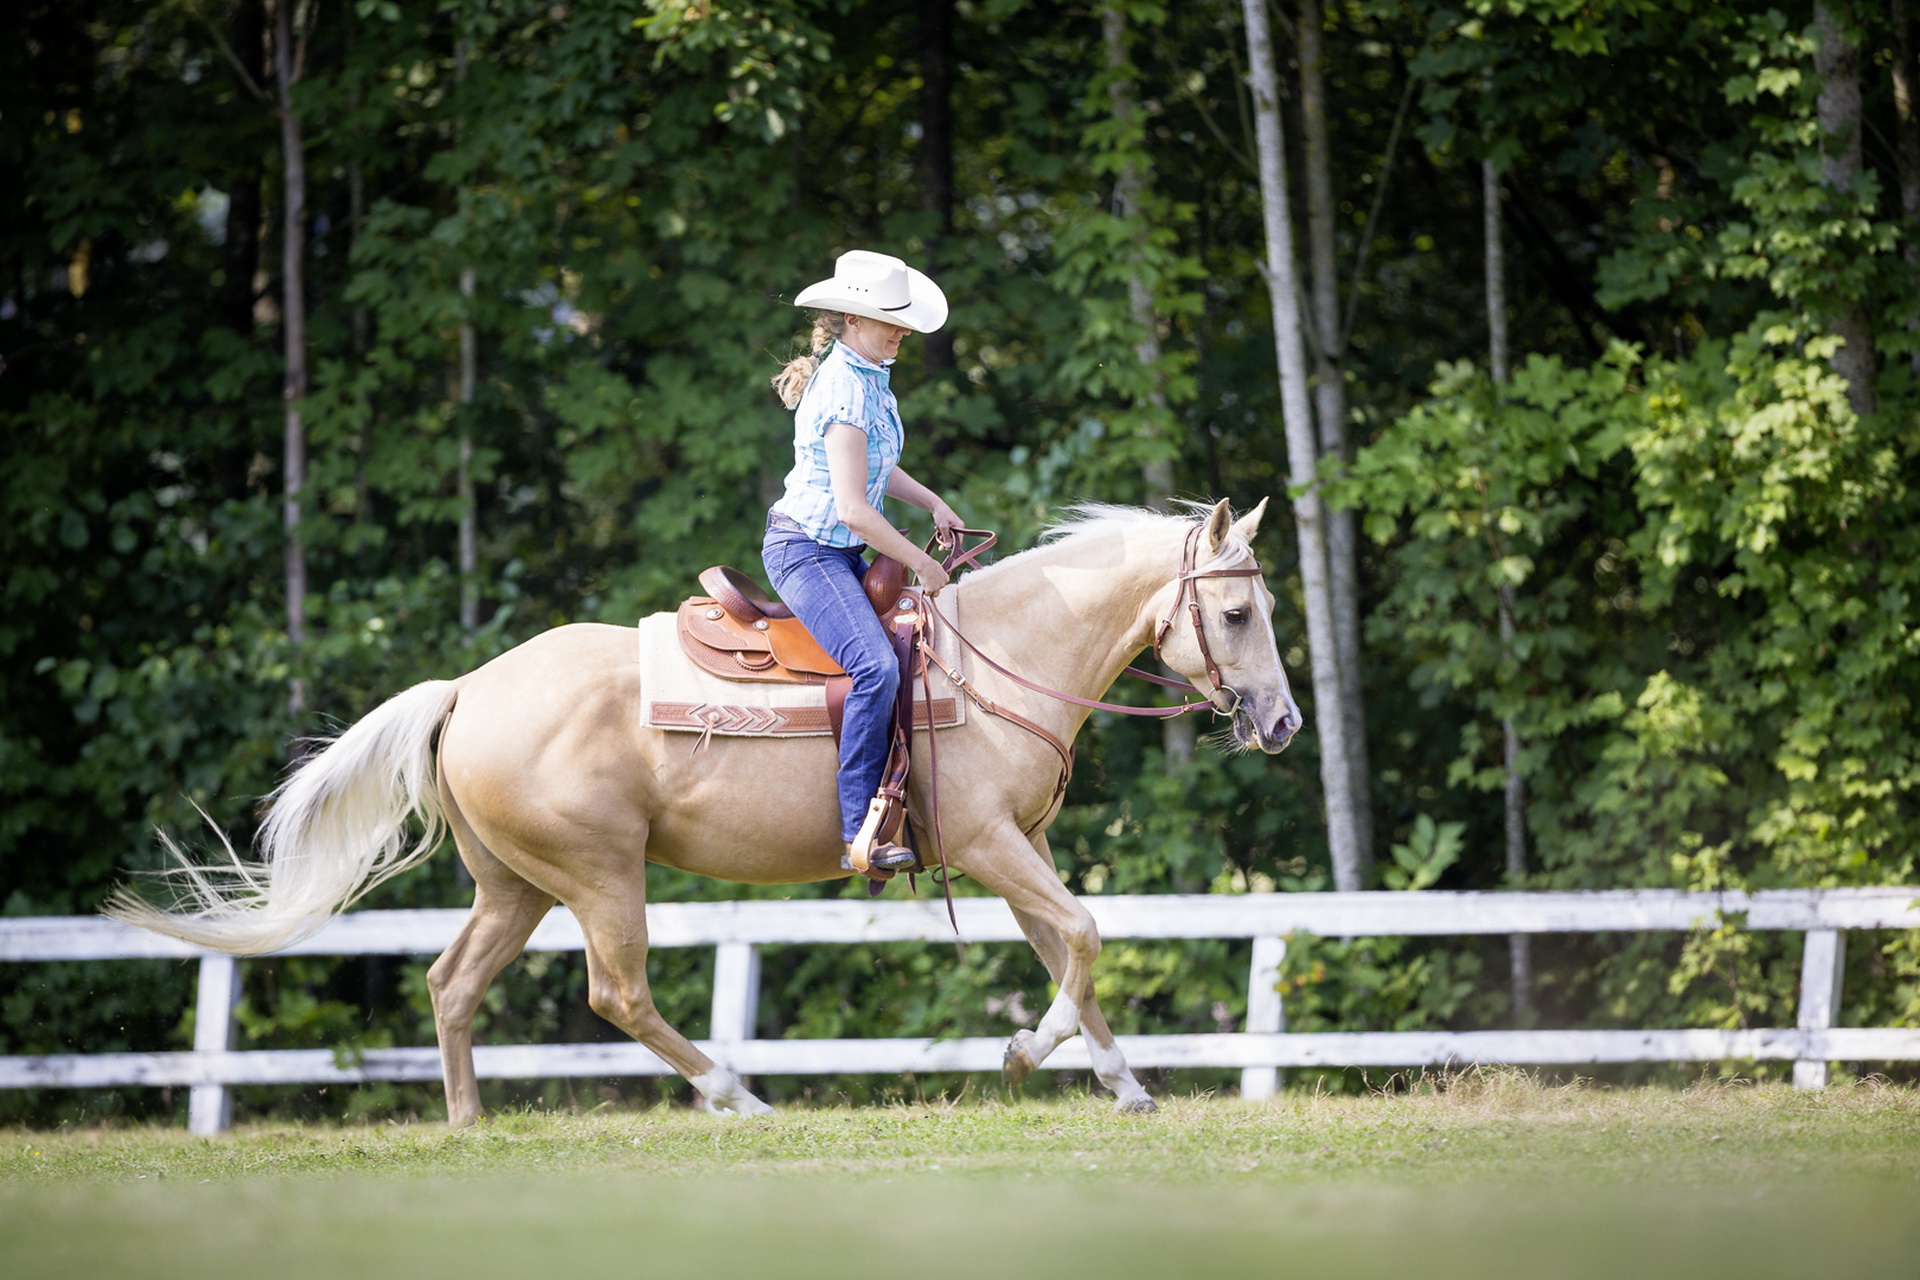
[
  {"xmin": 292, "ymin": 0, "xmax": 319, "ymax": 86},
  {"xmin": 185, "ymin": 0, "xmax": 268, "ymax": 102},
  {"xmin": 1154, "ymin": 38, "xmax": 1256, "ymax": 175},
  {"xmin": 1339, "ymin": 69, "xmax": 1413, "ymax": 353}
]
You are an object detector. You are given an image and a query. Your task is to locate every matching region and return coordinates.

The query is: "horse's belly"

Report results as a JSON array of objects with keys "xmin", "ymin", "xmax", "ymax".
[{"xmin": 642, "ymin": 733, "xmax": 849, "ymax": 883}]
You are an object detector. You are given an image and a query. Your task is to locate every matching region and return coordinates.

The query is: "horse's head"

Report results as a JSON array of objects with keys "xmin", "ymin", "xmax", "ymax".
[{"xmin": 1153, "ymin": 498, "xmax": 1302, "ymax": 754}]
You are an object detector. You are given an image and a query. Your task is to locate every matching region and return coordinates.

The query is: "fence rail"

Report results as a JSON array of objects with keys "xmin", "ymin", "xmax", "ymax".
[{"xmin": 4, "ymin": 889, "xmax": 1918, "ymax": 1134}]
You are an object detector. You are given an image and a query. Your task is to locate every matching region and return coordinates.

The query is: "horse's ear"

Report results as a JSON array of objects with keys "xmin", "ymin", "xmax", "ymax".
[
  {"xmin": 1204, "ymin": 498, "xmax": 1234, "ymax": 552},
  {"xmin": 1231, "ymin": 496, "xmax": 1269, "ymax": 544}
]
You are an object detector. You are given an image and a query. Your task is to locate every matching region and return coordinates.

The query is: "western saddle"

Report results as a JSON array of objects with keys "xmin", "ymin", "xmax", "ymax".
[{"xmin": 677, "ymin": 554, "xmax": 923, "ymax": 879}]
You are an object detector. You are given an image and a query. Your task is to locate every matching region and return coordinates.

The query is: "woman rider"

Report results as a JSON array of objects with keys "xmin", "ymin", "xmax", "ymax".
[{"xmin": 764, "ymin": 250, "xmax": 963, "ymax": 878}]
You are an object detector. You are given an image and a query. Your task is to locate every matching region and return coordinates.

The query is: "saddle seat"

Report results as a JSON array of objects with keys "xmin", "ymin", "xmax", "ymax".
[{"xmin": 677, "ymin": 559, "xmax": 916, "ymax": 687}]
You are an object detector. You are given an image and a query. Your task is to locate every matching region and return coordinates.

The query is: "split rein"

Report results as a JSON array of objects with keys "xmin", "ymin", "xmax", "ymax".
[
  {"xmin": 921, "ymin": 523, "xmax": 1260, "ymax": 725},
  {"xmin": 903, "ymin": 523, "xmax": 1262, "ymax": 931}
]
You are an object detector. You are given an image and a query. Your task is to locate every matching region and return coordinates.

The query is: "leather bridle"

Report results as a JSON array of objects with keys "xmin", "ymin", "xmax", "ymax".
[
  {"xmin": 1150, "ymin": 521, "xmax": 1265, "ymax": 719},
  {"xmin": 903, "ymin": 519, "xmax": 1266, "ymax": 926}
]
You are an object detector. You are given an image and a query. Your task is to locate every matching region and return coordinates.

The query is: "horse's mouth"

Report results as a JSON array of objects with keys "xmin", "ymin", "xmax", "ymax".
[{"xmin": 1233, "ymin": 706, "xmax": 1296, "ymax": 755}]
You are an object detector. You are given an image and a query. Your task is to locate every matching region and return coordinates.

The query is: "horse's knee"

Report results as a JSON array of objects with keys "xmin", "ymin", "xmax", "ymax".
[{"xmin": 1058, "ymin": 909, "xmax": 1101, "ymax": 964}]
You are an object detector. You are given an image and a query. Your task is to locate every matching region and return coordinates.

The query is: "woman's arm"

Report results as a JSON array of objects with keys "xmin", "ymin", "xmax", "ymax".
[
  {"xmin": 824, "ymin": 424, "xmax": 949, "ymax": 594},
  {"xmin": 886, "ymin": 466, "xmax": 963, "ymax": 544}
]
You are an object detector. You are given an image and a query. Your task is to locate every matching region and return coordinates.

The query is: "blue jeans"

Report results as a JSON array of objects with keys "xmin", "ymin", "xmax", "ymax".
[{"xmin": 762, "ymin": 521, "xmax": 901, "ymax": 842}]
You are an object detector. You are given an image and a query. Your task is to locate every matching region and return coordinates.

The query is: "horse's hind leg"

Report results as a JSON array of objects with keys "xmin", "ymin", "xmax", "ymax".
[
  {"xmin": 428, "ymin": 784, "xmax": 555, "ymax": 1127},
  {"xmin": 569, "ymin": 846, "xmax": 773, "ymax": 1116}
]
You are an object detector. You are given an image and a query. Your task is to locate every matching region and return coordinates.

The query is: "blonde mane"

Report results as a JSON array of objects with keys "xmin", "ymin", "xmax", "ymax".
[{"xmin": 964, "ymin": 502, "xmax": 1258, "ymax": 584}]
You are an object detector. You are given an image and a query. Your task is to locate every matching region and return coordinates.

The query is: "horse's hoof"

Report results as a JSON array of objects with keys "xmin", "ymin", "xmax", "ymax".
[
  {"xmin": 1002, "ymin": 1029, "xmax": 1038, "ymax": 1090},
  {"xmin": 1115, "ymin": 1095, "xmax": 1158, "ymax": 1116}
]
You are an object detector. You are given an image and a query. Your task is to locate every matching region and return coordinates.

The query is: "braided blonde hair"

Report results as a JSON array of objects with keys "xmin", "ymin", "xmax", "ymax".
[{"xmin": 771, "ymin": 311, "xmax": 848, "ymax": 409}]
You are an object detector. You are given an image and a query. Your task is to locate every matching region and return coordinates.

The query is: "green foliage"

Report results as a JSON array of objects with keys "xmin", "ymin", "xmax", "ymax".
[{"xmin": 1382, "ymin": 814, "xmax": 1465, "ymax": 892}]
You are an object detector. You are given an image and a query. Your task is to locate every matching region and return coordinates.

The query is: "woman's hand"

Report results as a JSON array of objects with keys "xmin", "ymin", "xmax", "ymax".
[
  {"xmin": 889, "ymin": 468, "xmax": 963, "ymax": 548},
  {"xmin": 914, "ymin": 551, "xmax": 951, "ymax": 596},
  {"xmin": 931, "ymin": 499, "xmax": 964, "ymax": 548}
]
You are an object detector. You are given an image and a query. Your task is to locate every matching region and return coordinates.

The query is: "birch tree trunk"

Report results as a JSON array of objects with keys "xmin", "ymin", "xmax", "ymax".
[
  {"xmin": 919, "ymin": 0, "xmax": 956, "ymax": 373},
  {"xmin": 221, "ymin": 0, "xmax": 265, "ymax": 339},
  {"xmin": 1241, "ymin": 0, "xmax": 1362, "ymax": 889},
  {"xmin": 348, "ymin": 72, "xmax": 368, "ymax": 359},
  {"xmin": 1104, "ymin": 4, "xmax": 1194, "ymax": 767},
  {"xmin": 455, "ymin": 42, "xmax": 479, "ymax": 633},
  {"xmin": 1814, "ymin": 2, "xmax": 1876, "ymax": 416},
  {"xmin": 1896, "ymin": 0, "xmax": 1920, "ymax": 228},
  {"xmin": 1486, "ymin": 155, "xmax": 1531, "ymax": 1017},
  {"xmin": 1298, "ymin": 0, "xmax": 1371, "ymax": 868},
  {"xmin": 1892, "ymin": 0, "xmax": 1920, "ymax": 373},
  {"xmin": 458, "ymin": 266, "xmax": 478, "ymax": 632},
  {"xmin": 272, "ymin": 0, "xmax": 308, "ymax": 718},
  {"xmin": 1483, "ymin": 161, "xmax": 1510, "ymax": 387}
]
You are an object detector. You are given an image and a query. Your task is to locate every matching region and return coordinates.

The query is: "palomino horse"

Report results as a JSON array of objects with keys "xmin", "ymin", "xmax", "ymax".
[{"xmin": 110, "ymin": 499, "xmax": 1299, "ymax": 1119}]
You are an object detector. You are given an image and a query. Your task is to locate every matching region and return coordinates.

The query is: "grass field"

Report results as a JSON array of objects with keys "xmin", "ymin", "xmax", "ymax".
[{"xmin": 4, "ymin": 1075, "xmax": 1917, "ymax": 1280}]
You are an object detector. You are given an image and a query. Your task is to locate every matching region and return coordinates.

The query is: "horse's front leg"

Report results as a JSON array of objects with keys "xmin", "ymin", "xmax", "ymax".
[
  {"xmin": 1008, "ymin": 900, "xmax": 1156, "ymax": 1114},
  {"xmin": 974, "ymin": 829, "xmax": 1155, "ymax": 1114}
]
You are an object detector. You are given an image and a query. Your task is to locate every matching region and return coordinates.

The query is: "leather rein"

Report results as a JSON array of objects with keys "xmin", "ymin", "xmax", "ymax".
[
  {"xmin": 904, "ymin": 521, "xmax": 1262, "ymax": 929},
  {"xmin": 925, "ymin": 522, "xmax": 1262, "ymax": 726}
]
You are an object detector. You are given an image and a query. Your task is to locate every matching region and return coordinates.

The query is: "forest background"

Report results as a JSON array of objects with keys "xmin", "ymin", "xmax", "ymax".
[{"xmin": 4, "ymin": 0, "xmax": 1918, "ymax": 1124}]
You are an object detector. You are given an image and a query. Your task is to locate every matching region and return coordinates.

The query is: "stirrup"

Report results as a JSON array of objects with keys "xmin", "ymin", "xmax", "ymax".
[
  {"xmin": 847, "ymin": 792, "xmax": 909, "ymax": 872},
  {"xmin": 842, "ymin": 843, "xmax": 919, "ymax": 876},
  {"xmin": 845, "ymin": 792, "xmax": 920, "ymax": 878}
]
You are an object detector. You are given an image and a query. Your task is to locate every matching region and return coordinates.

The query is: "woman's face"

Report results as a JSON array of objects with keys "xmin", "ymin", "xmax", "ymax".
[{"xmin": 844, "ymin": 315, "xmax": 910, "ymax": 363}]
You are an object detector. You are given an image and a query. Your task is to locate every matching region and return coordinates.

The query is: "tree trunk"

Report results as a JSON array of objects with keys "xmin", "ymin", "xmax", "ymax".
[
  {"xmin": 221, "ymin": 0, "xmax": 265, "ymax": 337},
  {"xmin": 1486, "ymin": 154, "xmax": 1531, "ymax": 1017},
  {"xmin": 919, "ymin": 0, "xmax": 956, "ymax": 372},
  {"xmin": 1483, "ymin": 160, "xmax": 1510, "ymax": 385},
  {"xmin": 1242, "ymin": 0, "xmax": 1362, "ymax": 890},
  {"xmin": 458, "ymin": 267, "xmax": 479, "ymax": 632},
  {"xmin": 1499, "ymin": 589, "xmax": 1531, "ymax": 1017},
  {"xmin": 455, "ymin": 41, "xmax": 480, "ymax": 634},
  {"xmin": 1298, "ymin": 0, "xmax": 1371, "ymax": 870},
  {"xmin": 1893, "ymin": 0, "xmax": 1920, "ymax": 373},
  {"xmin": 1814, "ymin": 2, "xmax": 1876, "ymax": 416},
  {"xmin": 348, "ymin": 68, "xmax": 368, "ymax": 359},
  {"xmin": 273, "ymin": 0, "xmax": 308, "ymax": 718},
  {"xmin": 1104, "ymin": 5, "xmax": 1195, "ymax": 767}
]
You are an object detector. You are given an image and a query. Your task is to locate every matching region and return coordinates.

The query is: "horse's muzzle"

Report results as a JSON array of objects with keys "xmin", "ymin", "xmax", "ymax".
[{"xmin": 1232, "ymin": 699, "xmax": 1300, "ymax": 754}]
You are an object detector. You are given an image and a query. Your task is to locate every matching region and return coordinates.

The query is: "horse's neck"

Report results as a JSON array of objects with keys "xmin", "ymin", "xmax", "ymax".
[{"xmin": 951, "ymin": 523, "xmax": 1177, "ymax": 716}]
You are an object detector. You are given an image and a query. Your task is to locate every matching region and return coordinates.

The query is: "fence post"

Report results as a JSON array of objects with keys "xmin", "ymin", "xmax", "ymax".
[
  {"xmin": 1240, "ymin": 935, "xmax": 1287, "ymax": 1101},
  {"xmin": 187, "ymin": 953, "xmax": 241, "ymax": 1135},
  {"xmin": 1793, "ymin": 929, "xmax": 1846, "ymax": 1089},
  {"xmin": 710, "ymin": 941, "xmax": 761, "ymax": 1045}
]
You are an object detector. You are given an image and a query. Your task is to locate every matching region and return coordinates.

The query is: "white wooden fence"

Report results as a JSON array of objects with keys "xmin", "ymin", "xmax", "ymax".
[{"xmin": 4, "ymin": 889, "xmax": 1918, "ymax": 1134}]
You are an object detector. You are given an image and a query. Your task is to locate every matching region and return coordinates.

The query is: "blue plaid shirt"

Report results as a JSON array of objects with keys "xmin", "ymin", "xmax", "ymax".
[{"xmin": 770, "ymin": 342, "xmax": 903, "ymax": 548}]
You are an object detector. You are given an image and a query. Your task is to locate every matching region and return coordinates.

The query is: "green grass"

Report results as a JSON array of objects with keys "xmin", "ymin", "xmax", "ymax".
[{"xmin": 4, "ymin": 1076, "xmax": 1918, "ymax": 1279}]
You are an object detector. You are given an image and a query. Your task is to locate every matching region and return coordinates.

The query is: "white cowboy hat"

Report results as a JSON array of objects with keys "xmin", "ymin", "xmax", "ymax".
[{"xmin": 793, "ymin": 249, "xmax": 948, "ymax": 334}]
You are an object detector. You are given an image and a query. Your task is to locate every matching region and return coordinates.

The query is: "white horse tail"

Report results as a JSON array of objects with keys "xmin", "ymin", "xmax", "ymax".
[{"xmin": 105, "ymin": 678, "xmax": 463, "ymax": 956}]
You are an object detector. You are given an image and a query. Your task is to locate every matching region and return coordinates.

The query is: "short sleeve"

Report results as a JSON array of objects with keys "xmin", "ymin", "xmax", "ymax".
[{"xmin": 795, "ymin": 357, "xmax": 870, "ymax": 439}]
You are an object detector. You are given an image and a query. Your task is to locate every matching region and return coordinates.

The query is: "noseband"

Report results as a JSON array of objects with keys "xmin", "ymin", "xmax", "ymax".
[{"xmin": 1151, "ymin": 522, "xmax": 1264, "ymax": 716}]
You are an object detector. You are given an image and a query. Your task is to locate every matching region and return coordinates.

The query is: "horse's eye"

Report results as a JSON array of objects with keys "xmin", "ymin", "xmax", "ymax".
[{"xmin": 1224, "ymin": 608, "xmax": 1248, "ymax": 626}]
